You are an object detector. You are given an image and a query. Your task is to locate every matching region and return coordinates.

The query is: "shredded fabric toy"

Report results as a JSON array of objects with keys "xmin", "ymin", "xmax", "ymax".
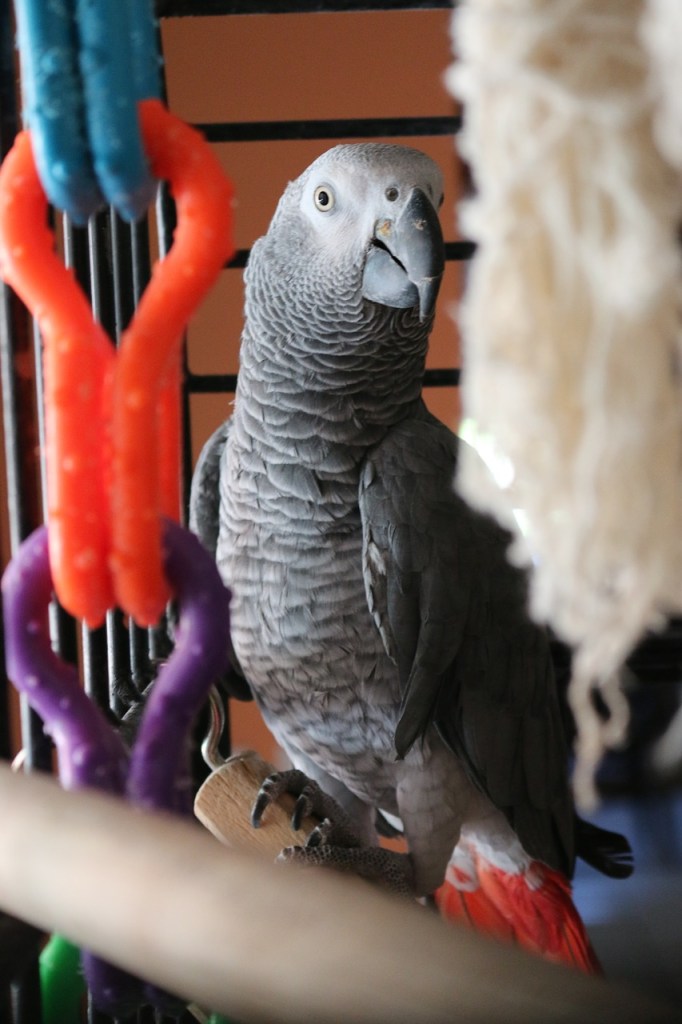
[
  {"xmin": 449, "ymin": 0, "xmax": 682, "ymax": 807},
  {"xmin": 641, "ymin": 0, "xmax": 682, "ymax": 171}
]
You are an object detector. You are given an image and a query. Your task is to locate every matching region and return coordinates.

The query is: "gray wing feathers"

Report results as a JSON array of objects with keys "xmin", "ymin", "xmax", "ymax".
[
  {"xmin": 359, "ymin": 406, "xmax": 575, "ymax": 875},
  {"xmin": 359, "ymin": 410, "xmax": 474, "ymax": 754},
  {"xmin": 189, "ymin": 417, "xmax": 252, "ymax": 703},
  {"xmin": 189, "ymin": 419, "xmax": 231, "ymax": 558}
]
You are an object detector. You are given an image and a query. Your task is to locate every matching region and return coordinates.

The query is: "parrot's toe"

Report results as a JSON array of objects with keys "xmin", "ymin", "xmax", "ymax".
[
  {"xmin": 291, "ymin": 784, "xmax": 319, "ymax": 831},
  {"xmin": 305, "ymin": 817, "xmax": 334, "ymax": 848},
  {"xmin": 250, "ymin": 768, "xmax": 308, "ymax": 828},
  {"xmin": 304, "ymin": 815, "xmax": 363, "ymax": 849}
]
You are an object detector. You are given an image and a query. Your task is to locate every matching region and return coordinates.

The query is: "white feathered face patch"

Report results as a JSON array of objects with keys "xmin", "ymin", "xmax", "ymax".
[
  {"xmin": 297, "ymin": 144, "xmax": 443, "ymax": 243},
  {"xmin": 264, "ymin": 144, "xmax": 446, "ymax": 321}
]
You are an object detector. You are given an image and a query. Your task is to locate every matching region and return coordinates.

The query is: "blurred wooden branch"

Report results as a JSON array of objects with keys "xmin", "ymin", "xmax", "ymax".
[{"xmin": 0, "ymin": 761, "xmax": 675, "ymax": 1023}]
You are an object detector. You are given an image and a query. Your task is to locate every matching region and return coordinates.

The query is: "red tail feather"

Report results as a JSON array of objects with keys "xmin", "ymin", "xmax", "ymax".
[{"xmin": 434, "ymin": 842, "xmax": 601, "ymax": 974}]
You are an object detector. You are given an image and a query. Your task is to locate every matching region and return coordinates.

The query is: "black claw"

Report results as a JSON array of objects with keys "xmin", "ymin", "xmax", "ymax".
[
  {"xmin": 292, "ymin": 793, "xmax": 309, "ymax": 831},
  {"xmin": 306, "ymin": 817, "xmax": 332, "ymax": 849},
  {"xmin": 306, "ymin": 827, "xmax": 322, "ymax": 849},
  {"xmin": 252, "ymin": 779, "xmax": 279, "ymax": 828},
  {"xmin": 251, "ymin": 793, "xmax": 267, "ymax": 828},
  {"xmin": 251, "ymin": 772, "xmax": 289, "ymax": 828}
]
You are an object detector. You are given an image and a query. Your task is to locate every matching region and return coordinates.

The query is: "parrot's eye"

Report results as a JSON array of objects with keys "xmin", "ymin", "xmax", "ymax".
[
  {"xmin": 385, "ymin": 186, "xmax": 399, "ymax": 202},
  {"xmin": 314, "ymin": 185, "xmax": 335, "ymax": 211}
]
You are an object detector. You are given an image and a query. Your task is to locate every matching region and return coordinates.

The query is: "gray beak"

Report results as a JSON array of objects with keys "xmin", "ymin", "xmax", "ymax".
[{"xmin": 362, "ymin": 187, "xmax": 445, "ymax": 321}]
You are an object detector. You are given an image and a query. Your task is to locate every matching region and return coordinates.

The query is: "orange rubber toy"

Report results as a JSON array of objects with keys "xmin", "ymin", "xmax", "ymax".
[{"xmin": 0, "ymin": 98, "xmax": 235, "ymax": 627}]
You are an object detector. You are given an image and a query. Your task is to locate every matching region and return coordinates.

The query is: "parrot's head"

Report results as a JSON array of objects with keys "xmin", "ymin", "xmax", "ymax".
[{"xmin": 251, "ymin": 144, "xmax": 446, "ymax": 326}]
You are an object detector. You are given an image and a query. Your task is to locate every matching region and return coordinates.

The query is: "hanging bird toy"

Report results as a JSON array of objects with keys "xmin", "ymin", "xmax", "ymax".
[{"xmin": 0, "ymin": 0, "xmax": 235, "ymax": 1014}]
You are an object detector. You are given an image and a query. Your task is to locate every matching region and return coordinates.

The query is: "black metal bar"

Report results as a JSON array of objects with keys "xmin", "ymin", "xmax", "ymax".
[
  {"xmin": 197, "ymin": 115, "xmax": 460, "ymax": 143},
  {"xmin": 0, "ymin": 278, "xmax": 41, "ymax": 556},
  {"xmin": 130, "ymin": 217, "xmax": 153, "ymax": 309},
  {"xmin": 446, "ymin": 240, "xmax": 475, "ymax": 261},
  {"xmin": 185, "ymin": 372, "xmax": 237, "ymax": 395},
  {"xmin": 148, "ymin": 620, "xmax": 174, "ymax": 668},
  {"xmin": 88, "ymin": 993, "xmax": 115, "ymax": 1024},
  {"xmin": 63, "ymin": 218, "xmax": 93, "ymax": 301},
  {"xmin": 227, "ymin": 249, "xmax": 249, "ymax": 270},
  {"xmin": 106, "ymin": 609, "xmax": 132, "ymax": 717},
  {"xmin": 10, "ymin": 960, "xmax": 43, "ymax": 1024},
  {"xmin": 110, "ymin": 212, "xmax": 136, "ymax": 339},
  {"xmin": 156, "ymin": 184, "xmax": 176, "ymax": 278},
  {"xmin": 0, "ymin": 0, "xmax": 19, "ymax": 163},
  {"xmin": 423, "ymin": 367, "xmax": 460, "ymax": 387},
  {"xmin": 158, "ymin": 0, "xmax": 453, "ymax": 14},
  {"xmin": 48, "ymin": 602, "xmax": 79, "ymax": 665},
  {"xmin": 82, "ymin": 623, "xmax": 111, "ymax": 708},
  {"xmin": 17, "ymin": 686, "xmax": 52, "ymax": 773},
  {"xmin": 0, "ymin": 985, "xmax": 9, "ymax": 1024},
  {"xmin": 129, "ymin": 621, "xmax": 154, "ymax": 698},
  {"xmin": 87, "ymin": 211, "xmax": 113, "ymax": 334},
  {"xmin": 0, "ymin": 912, "xmax": 45, "ymax": 989}
]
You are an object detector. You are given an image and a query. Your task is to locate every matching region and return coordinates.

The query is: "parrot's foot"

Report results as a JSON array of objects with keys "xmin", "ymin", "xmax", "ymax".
[
  {"xmin": 251, "ymin": 769, "xmax": 415, "ymax": 898},
  {"xmin": 251, "ymin": 769, "xmax": 362, "ymax": 846},
  {"xmin": 279, "ymin": 842, "xmax": 414, "ymax": 898}
]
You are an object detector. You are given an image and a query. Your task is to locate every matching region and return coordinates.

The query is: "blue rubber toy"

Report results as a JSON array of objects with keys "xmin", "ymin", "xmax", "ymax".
[{"xmin": 14, "ymin": 0, "xmax": 161, "ymax": 223}]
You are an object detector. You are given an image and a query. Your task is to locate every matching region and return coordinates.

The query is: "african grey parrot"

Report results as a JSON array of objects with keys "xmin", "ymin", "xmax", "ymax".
[{"xmin": 190, "ymin": 143, "xmax": 631, "ymax": 969}]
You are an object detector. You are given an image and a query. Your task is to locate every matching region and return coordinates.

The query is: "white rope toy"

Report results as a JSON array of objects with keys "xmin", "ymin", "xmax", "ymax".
[{"xmin": 449, "ymin": 0, "xmax": 682, "ymax": 807}]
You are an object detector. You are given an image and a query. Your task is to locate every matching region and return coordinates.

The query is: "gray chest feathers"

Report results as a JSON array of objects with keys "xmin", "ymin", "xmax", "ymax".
[{"xmin": 217, "ymin": 451, "xmax": 402, "ymax": 780}]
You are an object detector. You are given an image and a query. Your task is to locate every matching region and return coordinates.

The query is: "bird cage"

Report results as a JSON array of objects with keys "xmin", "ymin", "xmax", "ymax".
[{"xmin": 0, "ymin": 2, "xmax": 681, "ymax": 1022}]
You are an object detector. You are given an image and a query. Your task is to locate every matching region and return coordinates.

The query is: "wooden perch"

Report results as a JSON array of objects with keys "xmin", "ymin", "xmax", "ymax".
[{"xmin": 0, "ymin": 761, "xmax": 676, "ymax": 1024}]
